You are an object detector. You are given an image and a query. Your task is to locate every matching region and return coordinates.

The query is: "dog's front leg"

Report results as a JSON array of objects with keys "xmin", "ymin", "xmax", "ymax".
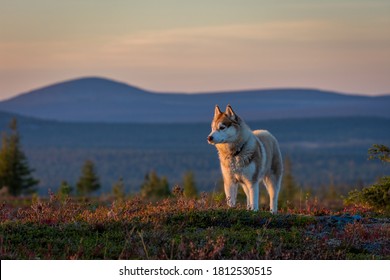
[{"xmin": 223, "ymin": 178, "xmax": 238, "ymax": 207}]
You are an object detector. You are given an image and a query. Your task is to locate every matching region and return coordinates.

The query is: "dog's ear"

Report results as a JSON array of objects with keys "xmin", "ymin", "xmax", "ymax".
[
  {"xmin": 225, "ymin": 104, "xmax": 238, "ymax": 122},
  {"xmin": 214, "ymin": 105, "xmax": 222, "ymax": 118}
]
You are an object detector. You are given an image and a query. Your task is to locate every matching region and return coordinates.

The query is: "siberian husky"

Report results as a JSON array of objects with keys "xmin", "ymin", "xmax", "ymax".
[{"xmin": 207, "ymin": 105, "xmax": 283, "ymax": 213}]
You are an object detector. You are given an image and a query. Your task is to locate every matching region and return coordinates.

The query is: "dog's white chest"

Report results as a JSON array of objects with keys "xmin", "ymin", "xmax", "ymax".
[
  {"xmin": 229, "ymin": 156, "xmax": 243, "ymax": 173},
  {"xmin": 225, "ymin": 156, "xmax": 256, "ymax": 183}
]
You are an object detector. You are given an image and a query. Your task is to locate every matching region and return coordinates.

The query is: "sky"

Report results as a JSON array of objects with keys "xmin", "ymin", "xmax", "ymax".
[{"xmin": 0, "ymin": 0, "xmax": 389, "ymax": 100}]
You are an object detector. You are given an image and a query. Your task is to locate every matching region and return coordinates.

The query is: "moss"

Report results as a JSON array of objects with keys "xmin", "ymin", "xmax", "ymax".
[{"xmin": 0, "ymin": 196, "xmax": 388, "ymax": 259}]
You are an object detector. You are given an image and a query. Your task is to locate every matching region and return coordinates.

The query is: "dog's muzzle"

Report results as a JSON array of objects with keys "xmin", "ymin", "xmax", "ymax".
[{"xmin": 207, "ymin": 135, "xmax": 214, "ymax": 144}]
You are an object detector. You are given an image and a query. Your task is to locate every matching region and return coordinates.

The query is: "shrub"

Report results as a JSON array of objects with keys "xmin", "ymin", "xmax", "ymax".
[
  {"xmin": 345, "ymin": 176, "xmax": 390, "ymax": 213},
  {"xmin": 344, "ymin": 144, "xmax": 390, "ymax": 213}
]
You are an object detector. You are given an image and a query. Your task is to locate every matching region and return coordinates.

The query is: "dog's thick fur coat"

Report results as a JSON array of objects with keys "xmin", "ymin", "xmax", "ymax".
[{"xmin": 207, "ymin": 105, "xmax": 283, "ymax": 213}]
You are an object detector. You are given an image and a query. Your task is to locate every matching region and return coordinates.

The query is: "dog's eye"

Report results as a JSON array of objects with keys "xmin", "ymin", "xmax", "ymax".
[{"xmin": 219, "ymin": 125, "xmax": 226, "ymax": 130}]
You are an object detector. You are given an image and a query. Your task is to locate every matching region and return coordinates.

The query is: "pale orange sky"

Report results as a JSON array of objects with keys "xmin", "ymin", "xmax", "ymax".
[{"xmin": 1, "ymin": 0, "xmax": 389, "ymax": 100}]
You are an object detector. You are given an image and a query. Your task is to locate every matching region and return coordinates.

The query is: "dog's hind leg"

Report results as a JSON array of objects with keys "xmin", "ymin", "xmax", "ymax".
[
  {"xmin": 247, "ymin": 183, "xmax": 259, "ymax": 211},
  {"xmin": 263, "ymin": 175, "xmax": 281, "ymax": 214},
  {"xmin": 241, "ymin": 184, "xmax": 251, "ymax": 209}
]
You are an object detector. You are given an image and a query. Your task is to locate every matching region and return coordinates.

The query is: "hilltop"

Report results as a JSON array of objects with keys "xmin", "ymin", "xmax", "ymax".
[{"xmin": 0, "ymin": 77, "xmax": 389, "ymax": 123}]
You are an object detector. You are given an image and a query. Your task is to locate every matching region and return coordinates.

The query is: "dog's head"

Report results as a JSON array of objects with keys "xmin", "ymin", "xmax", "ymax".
[{"xmin": 207, "ymin": 104, "xmax": 241, "ymax": 145}]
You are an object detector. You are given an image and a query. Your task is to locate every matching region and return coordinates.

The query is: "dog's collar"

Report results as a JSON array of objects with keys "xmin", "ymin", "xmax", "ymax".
[{"xmin": 232, "ymin": 141, "xmax": 246, "ymax": 157}]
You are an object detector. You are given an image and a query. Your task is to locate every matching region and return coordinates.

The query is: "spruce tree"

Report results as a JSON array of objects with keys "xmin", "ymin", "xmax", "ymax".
[
  {"xmin": 112, "ymin": 177, "xmax": 126, "ymax": 200},
  {"xmin": 140, "ymin": 170, "xmax": 170, "ymax": 200},
  {"xmin": 57, "ymin": 180, "xmax": 73, "ymax": 196},
  {"xmin": 368, "ymin": 144, "xmax": 390, "ymax": 163},
  {"xmin": 76, "ymin": 160, "xmax": 101, "ymax": 196},
  {"xmin": 0, "ymin": 118, "xmax": 39, "ymax": 196}
]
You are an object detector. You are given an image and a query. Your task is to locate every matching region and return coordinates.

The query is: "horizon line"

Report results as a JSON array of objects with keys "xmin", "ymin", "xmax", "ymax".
[{"xmin": 1, "ymin": 75, "xmax": 389, "ymax": 102}]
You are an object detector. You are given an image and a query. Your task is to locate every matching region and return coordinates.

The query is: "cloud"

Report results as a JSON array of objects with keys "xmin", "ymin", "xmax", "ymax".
[
  {"xmin": 100, "ymin": 21, "xmax": 328, "ymax": 67},
  {"xmin": 100, "ymin": 19, "xmax": 390, "ymax": 70},
  {"xmin": 2, "ymin": 18, "xmax": 389, "ymax": 70},
  {"xmin": 1, "ymin": 18, "xmax": 389, "ymax": 95}
]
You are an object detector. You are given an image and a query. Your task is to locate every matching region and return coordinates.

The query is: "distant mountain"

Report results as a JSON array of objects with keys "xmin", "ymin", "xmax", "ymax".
[{"xmin": 0, "ymin": 77, "xmax": 389, "ymax": 122}]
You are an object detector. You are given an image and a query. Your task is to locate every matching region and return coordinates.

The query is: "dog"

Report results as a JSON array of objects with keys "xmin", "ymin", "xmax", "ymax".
[{"xmin": 207, "ymin": 105, "xmax": 283, "ymax": 213}]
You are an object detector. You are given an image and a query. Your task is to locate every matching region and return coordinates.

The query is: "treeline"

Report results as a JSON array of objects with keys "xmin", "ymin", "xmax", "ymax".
[
  {"xmin": 57, "ymin": 163, "xmax": 200, "ymax": 202},
  {"xmin": 42, "ymin": 155, "xmax": 366, "ymax": 211},
  {"xmin": 1, "ymin": 113, "xmax": 389, "ymax": 192}
]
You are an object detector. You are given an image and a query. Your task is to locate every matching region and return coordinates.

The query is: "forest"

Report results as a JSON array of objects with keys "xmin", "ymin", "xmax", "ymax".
[{"xmin": 0, "ymin": 113, "xmax": 388, "ymax": 196}]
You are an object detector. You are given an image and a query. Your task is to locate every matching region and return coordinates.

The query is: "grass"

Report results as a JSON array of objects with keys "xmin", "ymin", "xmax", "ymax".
[{"xmin": 0, "ymin": 193, "xmax": 389, "ymax": 260}]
